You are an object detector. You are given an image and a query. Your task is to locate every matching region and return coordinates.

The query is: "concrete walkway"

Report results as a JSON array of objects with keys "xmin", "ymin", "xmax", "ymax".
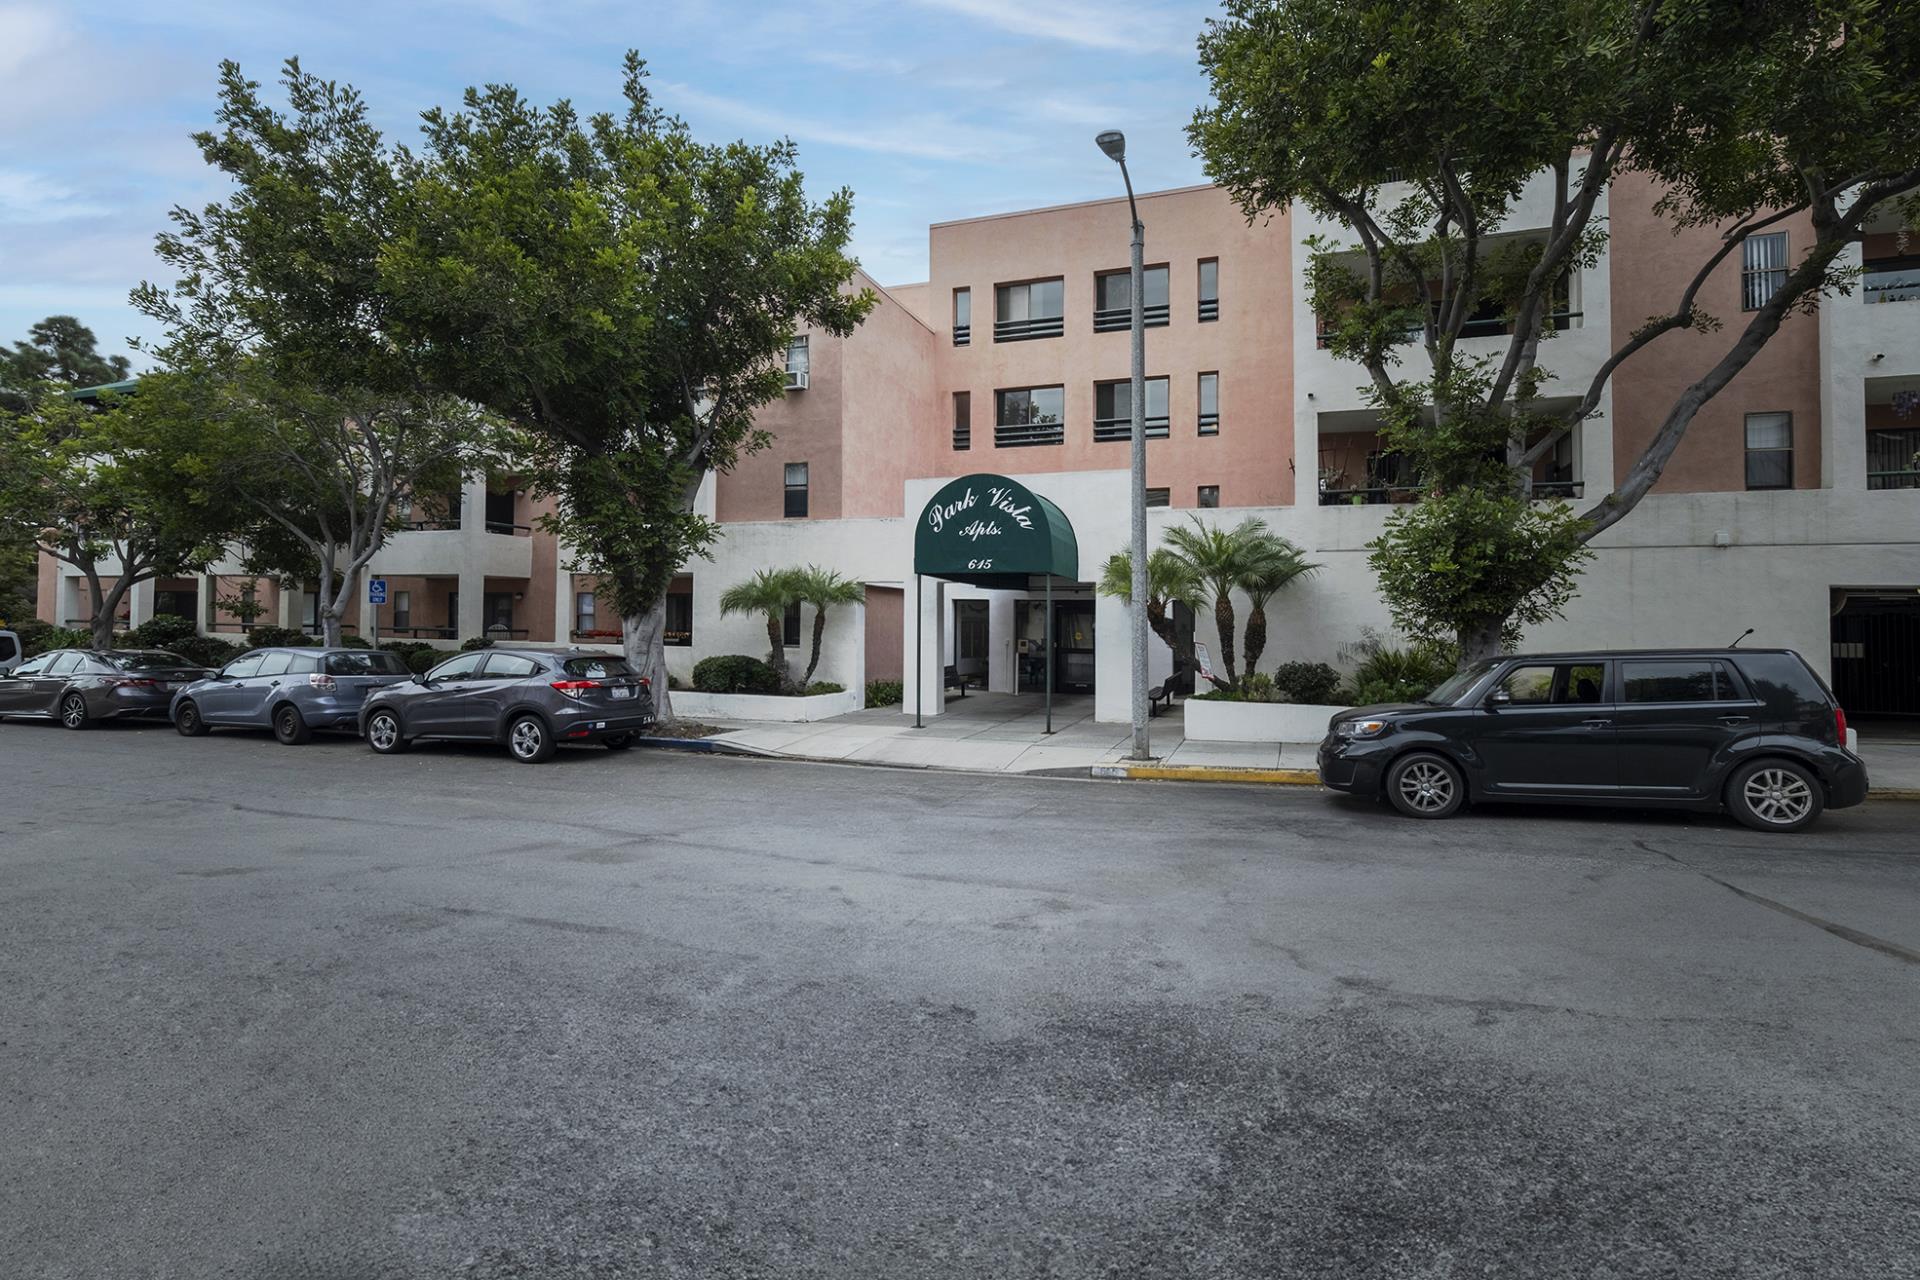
[{"xmin": 699, "ymin": 691, "xmax": 1920, "ymax": 793}]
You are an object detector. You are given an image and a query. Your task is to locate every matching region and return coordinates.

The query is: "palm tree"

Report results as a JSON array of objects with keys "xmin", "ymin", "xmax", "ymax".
[
  {"xmin": 1239, "ymin": 536, "xmax": 1320, "ymax": 675},
  {"xmin": 719, "ymin": 567, "xmax": 804, "ymax": 689},
  {"xmin": 1097, "ymin": 548, "xmax": 1204, "ymax": 670},
  {"xmin": 794, "ymin": 564, "xmax": 866, "ymax": 688},
  {"xmin": 1161, "ymin": 515, "xmax": 1276, "ymax": 690}
]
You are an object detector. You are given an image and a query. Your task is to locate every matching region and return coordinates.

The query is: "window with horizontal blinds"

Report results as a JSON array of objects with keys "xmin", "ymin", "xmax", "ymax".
[
  {"xmin": 1744, "ymin": 412, "xmax": 1792, "ymax": 489},
  {"xmin": 1741, "ymin": 233, "xmax": 1788, "ymax": 311}
]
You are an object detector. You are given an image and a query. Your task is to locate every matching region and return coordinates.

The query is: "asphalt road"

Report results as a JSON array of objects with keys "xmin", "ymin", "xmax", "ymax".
[{"xmin": 2, "ymin": 719, "xmax": 1917, "ymax": 1279}]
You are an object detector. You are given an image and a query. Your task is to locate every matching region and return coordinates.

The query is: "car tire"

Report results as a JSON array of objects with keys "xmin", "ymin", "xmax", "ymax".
[
  {"xmin": 60, "ymin": 692, "xmax": 92, "ymax": 730},
  {"xmin": 365, "ymin": 709, "xmax": 409, "ymax": 755},
  {"xmin": 1385, "ymin": 751, "xmax": 1466, "ymax": 820},
  {"xmin": 272, "ymin": 703, "xmax": 312, "ymax": 746},
  {"xmin": 507, "ymin": 713, "xmax": 556, "ymax": 764},
  {"xmin": 603, "ymin": 732, "xmax": 636, "ymax": 751},
  {"xmin": 1726, "ymin": 758, "xmax": 1824, "ymax": 833},
  {"xmin": 174, "ymin": 700, "xmax": 211, "ymax": 737}
]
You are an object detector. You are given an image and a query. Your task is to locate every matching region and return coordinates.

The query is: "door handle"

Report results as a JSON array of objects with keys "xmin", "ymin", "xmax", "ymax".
[
  {"xmin": 1582, "ymin": 718, "xmax": 1612, "ymax": 728},
  {"xmin": 1718, "ymin": 714, "xmax": 1749, "ymax": 724},
  {"xmin": 269, "ymin": 680, "xmax": 280, "ymax": 687}
]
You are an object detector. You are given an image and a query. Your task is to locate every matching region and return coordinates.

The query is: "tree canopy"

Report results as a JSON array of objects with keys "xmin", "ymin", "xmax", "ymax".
[{"xmin": 1, "ymin": 316, "xmax": 132, "ymax": 413}]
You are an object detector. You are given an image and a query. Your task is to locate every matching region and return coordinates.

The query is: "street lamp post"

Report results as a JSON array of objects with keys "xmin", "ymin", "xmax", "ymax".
[{"xmin": 1097, "ymin": 129, "xmax": 1151, "ymax": 761}]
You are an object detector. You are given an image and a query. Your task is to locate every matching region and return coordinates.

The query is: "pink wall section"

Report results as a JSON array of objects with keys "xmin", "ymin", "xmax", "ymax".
[{"xmin": 1608, "ymin": 172, "xmax": 1822, "ymax": 492}]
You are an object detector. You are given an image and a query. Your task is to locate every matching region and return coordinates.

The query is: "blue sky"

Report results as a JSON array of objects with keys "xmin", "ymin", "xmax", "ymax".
[{"xmin": 0, "ymin": 0, "xmax": 1221, "ymax": 368}]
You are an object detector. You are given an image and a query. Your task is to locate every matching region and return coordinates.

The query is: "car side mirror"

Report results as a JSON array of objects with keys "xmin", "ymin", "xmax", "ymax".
[{"xmin": 1487, "ymin": 689, "xmax": 1511, "ymax": 706}]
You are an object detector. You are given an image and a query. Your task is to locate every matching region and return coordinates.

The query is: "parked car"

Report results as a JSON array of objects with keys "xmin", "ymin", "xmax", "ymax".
[
  {"xmin": 171, "ymin": 647, "xmax": 415, "ymax": 743},
  {"xmin": 0, "ymin": 629, "xmax": 22, "ymax": 677},
  {"xmin": 359, "ymin": 648, "xmax": 655, "ymax": 763},
  {"xmin": 1318, "ymin": 648, "xmax": 1868, "ymax": 833},
  {"xmin": 0, "ymin": 649, "xmax": 212, "ymax": 728}
]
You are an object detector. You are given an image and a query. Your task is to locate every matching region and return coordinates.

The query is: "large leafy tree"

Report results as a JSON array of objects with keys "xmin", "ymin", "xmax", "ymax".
[
  {"xmin": 1193, "ymin": 0, "xmax": 1920, "ymax": 663},
  {"xmin": 0, "ymin": 316, "xmax": 132, "ymax": 413}
]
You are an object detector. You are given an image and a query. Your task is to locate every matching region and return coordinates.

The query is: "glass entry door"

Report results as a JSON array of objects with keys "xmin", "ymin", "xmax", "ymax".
[{"xmin": 1054, "ymin": 602, "xmax": 1095, "ymax": 693}]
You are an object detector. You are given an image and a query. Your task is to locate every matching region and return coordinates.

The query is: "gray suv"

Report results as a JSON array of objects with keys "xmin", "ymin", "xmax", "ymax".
[
  {"xmin": 359, "ymin": 648, "xmax": 655, "ymax": 763},
  {"xmin": 172, "ymin": 647, "xmax": 414, "ymax": 744}
]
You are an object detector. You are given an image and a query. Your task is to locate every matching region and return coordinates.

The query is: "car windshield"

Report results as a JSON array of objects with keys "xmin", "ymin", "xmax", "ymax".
[
  {"xmin": 326, "ymin": 651, "xmax": 407, "ymax": 676},
  {"xmin": 562, "ymin": 655, "xmax": 633, "ymax": 679},
  {"xmin": 1422, "ymin": 659, "xmax": 1498, "ymax": 705},
  {"xmin": 106, "ymin": 650, "xmax": 191, "ymax": 671}
]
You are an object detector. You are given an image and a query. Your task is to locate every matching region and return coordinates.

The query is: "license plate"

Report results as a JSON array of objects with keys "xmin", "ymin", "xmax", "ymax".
[
  {"xmin": 161, "ymin": 682, "xmax": 178, "ymax": 692},
  {"xmin": 610, "ymin": 686, "xmax": 631, "ymax": 700}
]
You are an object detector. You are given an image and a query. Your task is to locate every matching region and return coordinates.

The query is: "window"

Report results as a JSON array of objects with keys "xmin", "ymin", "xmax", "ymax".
[
  {"xmin": 326, "ymin": 650, "xmax": 407, "ymax": 676},
  {"xmin": 1622, "ymin": 660, "xmax": 1733, "ymax": 703},
  {"xmin": 392, "ymin": 589, "xmax": 411, "ymax": 631},
  {"xmin": 1496, "ymin": 662, "xmax": 1606, "ymax": 705},
  {"xmin": 1093, "ymin": 266, "xmax": 1170, "ymax": 331},
  {"xmin": 1197, "ymin": 485, "xmax": 1220, "ymax": 509},
  {"xmin": 0, "ymin": 633, "xmax": 15, "ymax": 663},
  {"xmin": 994, "ymin": 278, "xmax": 1064, "ymax": 341},
  {"xmin": 1198, "ymin": 372, "xmax": 1219, "ymax": 435},
  {"xmin": 784, "ymin": 462, "xmax": 809, "ymax": 517},
  {"xmin": 1744, "ymin": 412, "xmax": 1793, "ymax": 489},
  {"xmin": 255, "ymin": 651, "xmax": 294, "ymax": 678},
  {"xmin": 782, "ymin": 601, "xmax": 802, "ymax": 647},
  {"xmin": 1145, "ymin": 487, "xmax": 1170, "ymax": 508},
  {"xmin": 1094, "ymin": 377, "xmax": 1169, "ymax": 441},
  {"xmin": 47, "ymin": 652, "xmax": 84, "ymax": 676},
  {"xmin": 425, "ymin": 652, "xmax": 488, "ymax": 683},
  {"xmin": 995, "ymin": 386, "xmax": 1065, "ymax": 447},
  {"xmin": 13, "ymin": 654, "xmax": 54, "ymax": 677},
  {"xmin": 1198, "ymin": 258, "xmax": 1219, "ymax": 321},
  {"xmin": 284, "ymin": 652, "xmax": 321, "ymax": 675},
  {"xmin": 221, "ymin": 652, "xmax": 265, "ymax": 680},
  {"xmin": 952, "ymin": 288, "xmax": 971, "ymax": 345},
  {"xmin": 665, "ymin": 589, "xmax": 693, "ymax": 645},
  {"xmin": 952, "ymin": 391, "xmax": 971, "ymax": 451},
  {"xmin": 575, "ymin": 590, "xmax": 597, "ymax": 635},
  {"xmin": 1741, "ymin": 232, "xmax": 1788, "ymax": 311},
  {"xmin": 483, "ymin": 652, "xmax": 542, "ymax": 678},
  {"xmin": 785, "ymin": 336, "xmax": 810, "ymax": 389},
  {"xmin": 564, "ymin": 655, "xmax": 635, "ymax": 678}
]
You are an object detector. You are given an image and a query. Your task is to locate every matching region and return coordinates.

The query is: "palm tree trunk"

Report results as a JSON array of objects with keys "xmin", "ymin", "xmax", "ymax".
[
  {"xmin": 1214, "ymin": 594, "xmax": 1239, "ymax": 688},
  {"xmin": 1243, "ymin": 606, "xmax": 1267, "ymax": 676},
  {"xmin": 803, "ymin": 606, "xmax": 827, "ymax": 687},
  {"xmin": 765, "ymin": 613, "xmax": 789, "ymax": 687}
]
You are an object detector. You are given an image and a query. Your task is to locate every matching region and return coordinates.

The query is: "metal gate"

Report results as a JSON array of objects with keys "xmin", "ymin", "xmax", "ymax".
[{"xmin": 1831, "ymin": 592, "xmax": 1920, "ymax": 716}]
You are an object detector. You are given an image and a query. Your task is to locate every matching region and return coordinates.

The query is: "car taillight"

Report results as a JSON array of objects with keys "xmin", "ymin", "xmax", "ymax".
[
  {"xmin": 107, "ymin": 677, "xmax": 158, "ymax": 688},
  {"xmin": 551, "ymin": 679, "xmax": 600, "ymax": 699},
  {"xmin": 307, "ymin": 673, "xmax": 337, "ymax": 692},
  {"xmin": 638, "ymin": 677, "xmax": 650, "ymax": 690},
  {"xmin": 1835, "ymin": 705, "xmax": 1848, "ymax": 746}
]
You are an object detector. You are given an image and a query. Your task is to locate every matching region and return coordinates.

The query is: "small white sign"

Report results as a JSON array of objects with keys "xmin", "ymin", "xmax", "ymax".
[{"xmin": 1194, "ymin": 642, "xmax": 1215, "ymax": 683}]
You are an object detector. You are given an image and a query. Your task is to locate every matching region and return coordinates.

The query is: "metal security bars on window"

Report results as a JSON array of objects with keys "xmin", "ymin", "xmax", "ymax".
[
  {"xmin": 1093, "ymin": 266, "xmax": 1169, "ymax": 332},
  {"xmin": 994, "ymin": 279, "xmax": 1064, "ymax": 342},
  {"xmin": 995, "ymin": 387, "xmax": 1065, "ymax": 447},
  {"xmin": 1093, "ymin": 378, "xmax": 1169, "ymax": 442},
  {"xmin": 1741, "ymin": 233, "xmax": 1788, "ymax": 311}
]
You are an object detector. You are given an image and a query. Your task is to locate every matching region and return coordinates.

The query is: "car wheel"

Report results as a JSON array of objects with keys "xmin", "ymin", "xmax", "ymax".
[
  {"xmin": 1727, "ymin": 758, "xmax": 1824, "ymax": 833},
  {"xmin": 603, "ymin": 732, "xmax": 636, "ymax": 751},
  {"xmin": 174, "ymin": 700, "xmax": 211, "ymax": 737},
  {"xmin": 60, "ymin": 692, "xmax": 92, "ymax": 730},
  {"xmin": 507, "ymin": 713, "xmax": 556, "ymax": 764},
  {"xmin": 1386, "ymin": 751, "xmax": 1466, "ymax": 819},
  {"xmin": 272, "ymin": 703, "xmax": 312, "ymax": 746},
  {"xmin": 365, "ymin": 709, "xmax": 409, "ymax": 754}
]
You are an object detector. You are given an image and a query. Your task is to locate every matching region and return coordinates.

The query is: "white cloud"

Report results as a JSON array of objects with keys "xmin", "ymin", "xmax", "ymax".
[
  {"xmin": 0, "ymin": 3, "xmax": 63, "ymax": 78},
  {"xmin": 0, "ymin": 169, "xmax": 113, "ymax": 220},
  {"xmin": 656, "ymin": 81, "xmax": 1022, "ymax": 163},
  {"xmin": 911, "ymin": 0, "xmax": 1195, "ymax": 55}
]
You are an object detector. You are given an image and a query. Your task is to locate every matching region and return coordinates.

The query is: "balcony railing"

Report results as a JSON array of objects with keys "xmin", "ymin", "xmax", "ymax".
[
  {"xmin": 1316, "ymin": 308, "xmax": 1583, "ymax": 347},
  {"xmin": 1092, "ymin": 304, "xmax": 1169, "ymax": 333},
  {"xmin": 1318, "ymin": 480, "xmax": 1583, "ymax": 506},
  {"xmin": 1198, "ymin": 412, "xmax": 1219, "ymax": 436},
  {"xmin": 952, "ymin": 420, "xmax": 971, "ymax": 450},
  {"xmin": 1863, "ymin": 261, "xmax": 1920, "ymax": 305},
  {"xmin": 1093, "ymin": 415, "xmax": 1170, "ymax": 443},
  {"xmin": 381, "ymin": 625, "xmax": 457, "ymax": 639},
  {"xmin": 994, "ymin": 419, "xmax": 1065, "ymax": 448},
  {"xmin": 1198, "ymin": 298, "xmax": 1219, "ymax": 322},
  {"xmin": 1867, "ymin": 427, "xmax": 1920, "ymax": 489},
  {"xmin": 483, "ymin": 520, "xmax": 532, "ymax": 536},
  {"xmin": 993, "ymin": 315, "xmax": 1064, "ymax": 342},
  {"xmin": 401, "ymin": 518, "xmax": 462, "ymax": 532},
  {"xmin": 952, "ymin": 323, "xmax": 970, "ymax": 346}
]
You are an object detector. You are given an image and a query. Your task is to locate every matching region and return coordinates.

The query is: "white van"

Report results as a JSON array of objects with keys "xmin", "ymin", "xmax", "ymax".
[{"xmin": 0, "ymin": 630, "xmax": 21, "ymax": 677}]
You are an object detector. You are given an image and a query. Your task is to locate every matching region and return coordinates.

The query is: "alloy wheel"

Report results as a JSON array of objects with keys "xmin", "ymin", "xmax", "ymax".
[
  {"xmin": 61, "ymin": 695, "xmax": 87, "ymax": 729},
  {"xmin": 1743, "ymin": 767, "xmax": 1813, "ymax": 826},
  {"xmin": 510, "ymin": 719, "xmax": 544, "ymax": 760},
  {"xmin": 368, "ymin": 714, "xmax": 399, "ymax": 751},
  {"xmin": 1396, "ymin": 760, "xmax": 1454, "ymax": 813}
]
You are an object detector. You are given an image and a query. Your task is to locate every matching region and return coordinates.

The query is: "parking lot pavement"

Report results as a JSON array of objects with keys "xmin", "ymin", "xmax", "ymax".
[{"xmin": 3, "ymin": 719, "xmax": 1918, "ymax": 1278}]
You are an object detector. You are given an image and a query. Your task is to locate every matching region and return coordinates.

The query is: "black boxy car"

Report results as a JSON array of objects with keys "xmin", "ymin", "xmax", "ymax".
[{"xmin": 1318, "ymin": 649, "xmax": 1867, "ymax": 832}]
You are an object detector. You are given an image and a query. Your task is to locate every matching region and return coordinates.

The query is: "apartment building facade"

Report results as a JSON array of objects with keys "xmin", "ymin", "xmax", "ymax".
[{"xmin": 41, "ymin": 181, "xmax": 1920, "ymax": 718}]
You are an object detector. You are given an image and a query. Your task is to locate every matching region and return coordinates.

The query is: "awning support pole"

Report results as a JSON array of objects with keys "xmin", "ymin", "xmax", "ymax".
[
  {"xmin": 1044, "ymin": 574, "xmax": 1054, "ymax": 735},
  {"xmin": 913, "ymin": 573, "xmax": 923, "ymax": 729}
]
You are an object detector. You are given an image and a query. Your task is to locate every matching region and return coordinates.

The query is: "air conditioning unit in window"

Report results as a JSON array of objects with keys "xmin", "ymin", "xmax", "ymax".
[{"xmin": 785, "ymin": 369, "xmax": 809, "ymax": 390}]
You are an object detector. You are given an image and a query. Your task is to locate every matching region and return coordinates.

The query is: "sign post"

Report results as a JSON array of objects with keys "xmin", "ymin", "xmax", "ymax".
[{"xmin": 366, "ymin": 576, "xmax": 386, "ymax": 646}]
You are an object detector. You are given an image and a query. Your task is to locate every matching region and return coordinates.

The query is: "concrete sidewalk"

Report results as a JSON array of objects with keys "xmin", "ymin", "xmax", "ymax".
[{"xmin": 692, "ymin": 691, "xmax": 1920, "ymax": 794}]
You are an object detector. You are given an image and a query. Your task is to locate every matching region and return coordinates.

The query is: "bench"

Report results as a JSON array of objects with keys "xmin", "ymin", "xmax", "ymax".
[
  {"xmin": 1149, "ymin": 666, "xmax": 1185, "ymax": 718},
  {"xmin": 942, "ymin": 664, "xmax": 974, "ymax": 697}
]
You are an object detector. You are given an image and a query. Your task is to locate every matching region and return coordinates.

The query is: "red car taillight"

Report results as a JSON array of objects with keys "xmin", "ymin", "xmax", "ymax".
[
  {"xmin": 307, "ymin": 673, "xmax": 337, "ymax": 692},
  {"xmin": 106, "ymin": 677, "xmax": 159, "ymax": 688},
  {"xmin": 551, "ymin": 679, "xmax": 600, "ymax": 699},
  {"xmin": 1836, "ymin": 705, "xmax": 1848, "ymax": 746},
  {"xmin": 638, "ymin": 677, "xmax": 650, "ymax": 691}
]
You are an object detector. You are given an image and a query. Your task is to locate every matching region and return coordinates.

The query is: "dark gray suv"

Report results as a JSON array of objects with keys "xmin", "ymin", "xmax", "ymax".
[
  {"xmin": 359, "ymin": 648, "xmax": 655, "ymax": 763},
  {"xmin": 172, "ymin": 647, "xmax": 414, "ymax": 744}
]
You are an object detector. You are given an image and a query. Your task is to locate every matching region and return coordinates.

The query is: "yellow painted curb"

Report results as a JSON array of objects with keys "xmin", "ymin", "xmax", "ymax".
[{"xmin": 1091, "ymin": 764, "xmax": 1322, "ymax": 785}]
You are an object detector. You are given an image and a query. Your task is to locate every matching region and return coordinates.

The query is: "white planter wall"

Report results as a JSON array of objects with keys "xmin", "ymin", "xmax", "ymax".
[
  {"xmin": 1183, "ymin": 698, "xmax": 1347, "ymax": 743},
  {"xmin": 669, "ymin": 688, "xmax": 864, "ymax": 723}
]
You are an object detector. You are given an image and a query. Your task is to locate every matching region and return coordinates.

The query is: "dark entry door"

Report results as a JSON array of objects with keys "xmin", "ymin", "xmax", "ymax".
[{"xmin": 1054, "ymin": 602, "xmax": 1095, "ymax": 693}]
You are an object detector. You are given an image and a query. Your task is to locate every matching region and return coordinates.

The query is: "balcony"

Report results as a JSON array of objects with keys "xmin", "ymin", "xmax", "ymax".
[
  {"xmin": 1316, "ymin": 308, "xmax": 1582, "ymax": 348},
  {"xmin": 1092, "ymin": 303, "xmax": 1169, "ymax": 333},
  {"xmin": 994, "ymin": 419, "xmax": 1065, "ymax": 448},
  {"xmin": 1863, "ymin": 257, "xmax": 1920, "ymax": 306},
  {"xmin": 1093, "ymin": 414, "xmax": 1170, "ymax": 443},
  {"xmin": 1867, "ymin": 426, "xmax": 1920, "ymax": 490},
  {"xmin": 1317, "ymin": 480, "xmax": 1584, "ymax": 506},
  {"xmin": 993, "ymin": 315, "xmax": 1064, "ymax": 342}
]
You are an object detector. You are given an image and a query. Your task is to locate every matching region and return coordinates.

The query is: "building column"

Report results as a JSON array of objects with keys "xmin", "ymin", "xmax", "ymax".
[
  {"xmin": 553, "ymin": 567, "xmax": 576, "ymax": 645},
  {"xmin": 904, "ymin": 577, "xmax": 947, "ymax": 719},
  {"xmin": 1820, "ymin": 241, "xmax": 1868, "ymax": 490},
  {"xmin": 126, "ymin": 578, "xmax": 155, "ymax": 628},
  {"xmin": 986, "ymin": 592, "xmax": 1016, "ymax": 694},
  {"xmin": 197, "ymin": 573, "xmax": 218, "ymax": 635}
]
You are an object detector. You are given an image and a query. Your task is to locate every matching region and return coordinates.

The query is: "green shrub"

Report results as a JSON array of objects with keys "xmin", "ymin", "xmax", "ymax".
[
  {"xmin": 247, "ymin": 625, "xmax": 317, "ymax": 649},
  {"xmin": 403, "ymin": 648, "xmax": 441, "ymax": 674},
  {"xmin": 1271, "ymin": 661, "xmax": 1342, "ymax": 705},
  {"xmin": 339, "ymin": 633, "xmax": 371, "ymax": 648},
  {"xmin": 864, "ymin": 679, "xmax": 903, "ymax": 707},
  {"xmin": 1339, "ymin": 628, "xmax": 1457, "ymax": 705},
  {"xmin": 15, "ymin": 621, "xmax": 87, "ymax": 657},
  {"xmin": 124, "ymin": 613, "xmax": 199, "ymax": 649},
  {"xmin": 170, "ymin": 635, "xmax": 241, "ymax": 669},
  {"xmin": 692, "ymin": 654, "xmax": 780, "ymax": 694},
  {"xmin": 804, "ymin": 681, "xmax": 845, "ymax": 696},
  {"xmin": 459, "ymin": 635, "xmax": 494, "ymax": 651}
]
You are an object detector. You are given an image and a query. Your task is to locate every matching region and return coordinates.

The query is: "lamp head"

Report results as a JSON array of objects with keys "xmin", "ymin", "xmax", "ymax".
[{"xmin": 1095, "ymin": 131, "xmax": 1126, "ymax": 164}]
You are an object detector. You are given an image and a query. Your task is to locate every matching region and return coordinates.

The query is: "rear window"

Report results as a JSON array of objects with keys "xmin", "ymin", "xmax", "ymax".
[
  {"xmin": 326, "ymin": 651, "xmax": 407, "ymax": 676},
  {"xmin": 0, "ymin": 634, "xmax": 17, "ymax": 662},
  {"xmin": 563, "ymin": 655, "xmax": 634, "ymax": 679},
  {"xmin": 483, "ymin": 653, "xmax": 544, "ymax": 678},
  {"xmin": 285, "ymin": 652, "xmax": 322, "ymax": 675},
  {"xmin": 107, "ymin": 650, "xmax": 191, "ymax": 671},
  {"xmin": 1621, "ymin": 660, "xmax": 1737, "ymax": 703}
]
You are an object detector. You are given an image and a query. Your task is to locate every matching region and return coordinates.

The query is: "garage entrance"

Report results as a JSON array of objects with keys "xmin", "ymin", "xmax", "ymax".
[{"xmin": 1831, "ymin": 589, "xmax": 1920, "ymax": 718}]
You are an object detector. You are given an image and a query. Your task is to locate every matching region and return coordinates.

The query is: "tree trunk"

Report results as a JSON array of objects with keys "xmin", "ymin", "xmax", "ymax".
[
  {"xmin": 765, "ymin": 614, "xmax": 790, "ymax": 689},
  {"xmin": 1213, "ymin": 594, "xmax": 1239, "ymax": 688},
  {"xmin": 1243, "ymin": 606, "xmax": 1268, "ymax": 676},
  {"xmin": 1145, "ymin": 600, "xmax": 1194, "ymax": 672},
  {"xmin": 803, "ymin": 606, "xmax": 827, "ymax": 688},
  {"xmin": 90, "ymin": 569, "xmax": 137, "ymax": 649},
  {"xmin": 1457, "ymin": 617, "xmax": 1505, "ymax": 668},
  {"xmin": 624, "ymin": 597, "xmax": 672, "ymax": 723}
]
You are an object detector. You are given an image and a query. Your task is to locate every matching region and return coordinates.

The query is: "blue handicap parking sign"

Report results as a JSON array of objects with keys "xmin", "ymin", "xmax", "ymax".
[{"xmin": 368, "ymin": 578, "xmax": 388, "ymax": 604}]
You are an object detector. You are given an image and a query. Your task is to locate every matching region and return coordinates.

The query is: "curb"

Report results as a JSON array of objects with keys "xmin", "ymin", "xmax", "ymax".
[
  {"xmin": 630, "ymin": 735, "xmax": 768, "ymax": 757},
  {"xmin": 1871, "ymin": 788, "xmax": 1920, "ymax": 802},
  {"xmin": 1089, "ymin": 763, "xmax": 1322, "ymax": 786}
]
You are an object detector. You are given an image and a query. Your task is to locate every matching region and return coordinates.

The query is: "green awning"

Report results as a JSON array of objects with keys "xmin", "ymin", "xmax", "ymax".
[{"xmin": 913, "ymin": 473, "xmax": 1079, "ymax": 588}]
